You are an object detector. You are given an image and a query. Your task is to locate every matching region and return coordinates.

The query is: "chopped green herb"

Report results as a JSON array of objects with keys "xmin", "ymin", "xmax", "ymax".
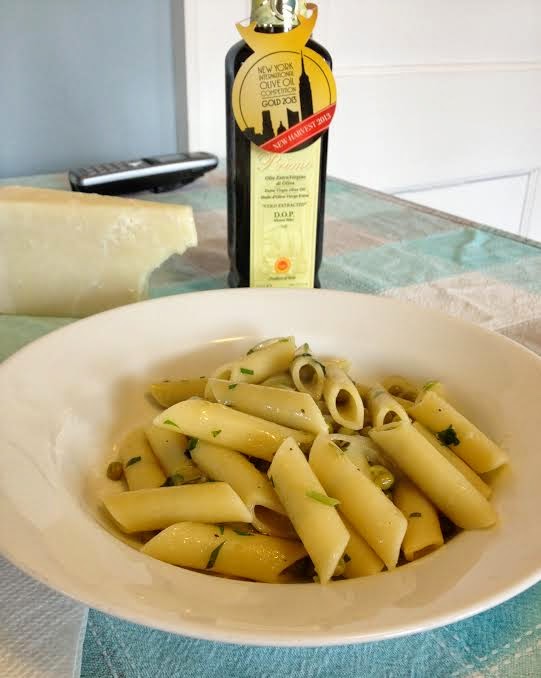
[
  {"xmin": 163, "ymin": 419, "xmax": 179, "ymax": 428},
  {"xmin": 300, "ymin": 353, "xmax": 312, "ymax": 358},
  {"xmin": 206, "ymin": 541, "xmax": 225, "ymax": 569},
  {"xmin": 106, "ymin": 461, "xmax": 123, "ymax": 481},
  {"xmin": 187, "ymin": 437, "xmax": 199, "ymax": 452},
  {"xmin": 436, "ymin": 425, "xmax": 460, "ymax": 447},
  {"xmin": 233, "ymin": 529, "xmax": 253, "ymax": 536},
  {"xmin": 335, "ymin": 440, "xmax": 350, "ymax": 450},
  {"xmin": 269, "ymin": 476, "xmax": 275, "ymax": 487},
  {"xmin": 200, "ymin": 376, "xmax": 206, "ymax": 379},
  {"xmin": 211, "ymin": 429, "xmax": 222, "ymax": 438},
  {"xmin": 125, "ymin": 456, "xmax": 141, "ymax": 468},
  {"xmin": 409, "ymin": 512, "xmax": 422, "ymax": 518},
  {"xmin": 371, "ymin": 389, "xmax": 386, "ymax": 399},
  {"xmin": 343, "ymin": 553, "xmax": 351, "ymax": 563},
  {"xmin": 228, "ymin": 383, "xmax": 238, "ymax": 390},
  {"xmin": 306, "ymin": 490, "xmax": 340, "ymax": 507},
  {"xmin": 423, "ymin": 381, "xmax": 438, "ymax": 391},
  {"xmin": 279, "ymin": 338, "xmax": 289, "ymax": 343},
  {"xmin": 300, "ymin": 408, "xmax": 306, "ymax": 415},
  {"xmin": 217, "ymin": 524, "xmax": 225, "ymax": 535},
  {"xmin": 240, "ymin": 368, "xmax": 254, "ymax": 375}
]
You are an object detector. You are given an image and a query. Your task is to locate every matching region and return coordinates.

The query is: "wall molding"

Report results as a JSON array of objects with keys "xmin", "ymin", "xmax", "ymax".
[
  {"xmin": 390, "ymin": 169, "xmax": 534, "ymax": 199},
  {"xmin": 334, "ymin": 61, "xmax": 541, "ymax": 79}
]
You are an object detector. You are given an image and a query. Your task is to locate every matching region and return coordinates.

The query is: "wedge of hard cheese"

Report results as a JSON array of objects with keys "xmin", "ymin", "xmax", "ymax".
[{"xmin": 0, "ymin": 186, "xmax": 197, "ymax": 317}]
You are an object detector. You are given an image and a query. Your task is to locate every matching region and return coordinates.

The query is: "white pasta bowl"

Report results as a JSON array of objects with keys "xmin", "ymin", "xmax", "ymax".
[{"xmin": 0, "ymin": 289, "xmax": 540, "ymax": 646}]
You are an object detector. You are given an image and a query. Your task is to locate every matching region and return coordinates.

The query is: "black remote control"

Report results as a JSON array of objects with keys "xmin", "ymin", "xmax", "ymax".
[{"xmin": 69, "ymin": 152, "xmax": 218, "ymax": 195}]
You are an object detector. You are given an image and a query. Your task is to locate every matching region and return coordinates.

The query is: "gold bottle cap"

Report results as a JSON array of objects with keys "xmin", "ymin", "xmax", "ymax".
[{"xmin": 251, "ymin": 0, "xmax": 308, "ymax": 29}]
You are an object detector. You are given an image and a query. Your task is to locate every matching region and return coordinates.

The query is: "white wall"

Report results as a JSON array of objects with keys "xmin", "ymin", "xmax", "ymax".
[
  {"xmin": 183, "ymin": 0, "xmax": 541, "ymax": 240},
  {"xmin": 0, "ymin": 0, "xmax": 184, "ymax": 177}
]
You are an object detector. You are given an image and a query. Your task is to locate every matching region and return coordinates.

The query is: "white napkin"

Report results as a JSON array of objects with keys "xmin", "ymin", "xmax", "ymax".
[{"xmin": 0, "ymin": 556, "xmax": 87, "ymax": 678}]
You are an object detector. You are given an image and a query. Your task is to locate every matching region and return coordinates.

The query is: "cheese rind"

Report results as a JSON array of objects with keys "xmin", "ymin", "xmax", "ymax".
[{"xmin": 0, "ymin": 186, "xmax": 197, "ymax": 317}]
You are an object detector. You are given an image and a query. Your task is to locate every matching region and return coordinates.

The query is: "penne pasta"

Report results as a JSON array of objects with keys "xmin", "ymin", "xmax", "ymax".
[
  {"xmin": 230, "ymin": 337, "xmax": 296, "ymax": 384},
  {"xmin": 268, "ymin": 437, "xmax": 349, "ymax": 583},
  {"xmin": 207, "ymin": 378, "xmax": 328, "ymax": 434},
  {"xmin": 369, "ymin": 421, "xmax": 496, "ymax": 529},
  {"xmin": 381, "ymin": 376, "xmax": 419, "ymax": 401},
  {"xmin": 393, "ymin": 477, "xmax": 444, "ymax": 561},
  {"xmin": 367, "ymin": 383, "xmax": 410, "ymax": 429},
  {"xmin": 117, "ymin": 428, "xmax": 166, "ymax": 491},
  {"xmin": 141, "ymin": 522, "xmax": 307, "ymax": 583},
  {"xmin": 340, "ymin": 516, "xmax": 385, "ymax": 578},
  {"xmin": 289, "ymin": 354, "xmax": 326, "ymax": 400},
  {"xmin": 103, "ymin": 482, "xmax": 251, "ymax": 533},
  {"xmin": 261, "ymin": 372, "xmax": 296, "ymax": 390},
  {"xmin": 412, "ymin": 422, "xmax": 491, "ymax": 499},
  {"xmin": 150, "ymin": 378, "xmax": 207, "ymax": 408},
  {"xmin": 190, "ymin": 440, "xmax": 295, "ymax": 538},
  {"xmin": 309, "ymin": 433, "xmax": 407, "ymax": 570},
  {"xmin": 329, "ymin": 434, "xmax": 371, "ymax": 477},
  {"xmin": 408, "ymin": 390, "xmax": 508, "ymax": 473},
  {"xmin": 323, "ymin": 364, "xmax": 364, "ymax": 430},
  {"xmin": 154, "ymin": 399, "xmax": 314, "ymax": 461},
  {"xmin": 144, "ymin": 424, "xmax": 202, "ymax": 484}
]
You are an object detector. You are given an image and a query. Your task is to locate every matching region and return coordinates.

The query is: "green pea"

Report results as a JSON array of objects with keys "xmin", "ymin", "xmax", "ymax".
[{"xmin": 370, "ymin": 464, "xmax": 395, "ymax": 491}]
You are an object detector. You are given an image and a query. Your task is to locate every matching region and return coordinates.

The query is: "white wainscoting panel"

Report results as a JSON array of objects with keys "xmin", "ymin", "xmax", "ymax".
[
  {"xmin": 183, "ymin": 1, "xmax": 541, "ymax": 240},
  {"xmin": 396, "ymin": 174, "xmax": 529, "ymax": 235}
]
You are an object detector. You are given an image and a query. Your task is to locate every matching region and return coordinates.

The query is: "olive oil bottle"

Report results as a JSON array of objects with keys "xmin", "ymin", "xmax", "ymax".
[{"xmin": 226, "ymin": 0, "xmax": 334, "ymax": 288}]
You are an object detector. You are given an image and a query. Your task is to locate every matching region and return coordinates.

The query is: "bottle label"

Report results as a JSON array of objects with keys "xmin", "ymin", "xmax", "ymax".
[
  {"xmin": 232, "ymin": 3, "xmax": 336, "ymax": 154},
  {"xmin": 250, "ymin": 140, "xmax": 321, "ymax": 287}
]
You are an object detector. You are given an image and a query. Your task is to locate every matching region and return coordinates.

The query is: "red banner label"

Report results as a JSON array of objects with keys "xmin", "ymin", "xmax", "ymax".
[{"xmin": 260, "ymin": 103, "xmax": 336, "ymax": 154}]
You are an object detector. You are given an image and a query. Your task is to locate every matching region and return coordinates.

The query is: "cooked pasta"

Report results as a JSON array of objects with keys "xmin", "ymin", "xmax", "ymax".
[{"xmin": 101, "ymin": 336, "xmax": 507, "ymax": 585}]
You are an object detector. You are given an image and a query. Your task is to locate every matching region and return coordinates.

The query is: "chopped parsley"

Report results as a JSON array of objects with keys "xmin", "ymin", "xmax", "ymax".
[
  {"xmin": 306, "ymin": 490, "xmax": 340, "ymax": 507},
  {"xmin": 233, "ymin": 529, "xmax": 253, "ymax": 536},
  {"xmin": 240, "ymin": 368, "xmax": 254, "ymax": 375},
  {"xmin": 211, "ymin": 429, "xmax": 222, "ymax": 438},
  {"xmin": 217, "ymin": 524, "xmax": 225, "ymax": 535},
  {"xmin": 300, "ymin": 408, "xmax": 306, "ymax": 415},
  {"xmin": 436, "ymin": 425, "xmax": 460, "ymax": 447},
  {"xmin": 187, "ymin": 437, "xmax": 199, "ymax": 452},
  {"xmin": 335, "ymin": 440, "xmax": 350, "ymax": 450},
  {"xmin": 163, "ymin": 419, "xmax": 179, "ymax": 428},
  {"xmin": 206, "ymin": 541, "xmax": 225, "ymax": 569},
  {"xmin": 409, "ymin": 512, "xmax": 422, "ymax": 518},
  {"xmin": 423, "ymin": 381, "xmax": 439, "ymax": 391},
  {"xmin": 269, "ymin": 476, "xmax": 275, "ymax": 487},
  {"xmin": 279, "ymin": 338, "xmax": 289, "ymax": 343},
  {"xmin": 228, "ymin": 383, "xmax": 238, "ymax": 390},
  {"xmin": 343, "ymin": 553, "xmax": 351, "ymax": 563},
  {"xmin": 125, "ymin": 456, "xmax": 141, "ymax": 468}
]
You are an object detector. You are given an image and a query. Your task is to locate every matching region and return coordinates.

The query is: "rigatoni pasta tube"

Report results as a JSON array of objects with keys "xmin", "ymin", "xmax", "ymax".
[
  {"xmin": 408, "ymin": 390, "xmax": 507, "ymax": 473},
  {"xmin": 323, "ymin": 364, "xmax": 364, "ymax": 430},
  {"xmin": 103, "ymin": 482, "xmax": 251, "ymax": 533},
  {"xmin": 154, "ymin": 399, "xmax": 313, "ymax": 461},
  {"xmin": 230, "ymin": 337, "xmax": 295, "ymax": 384},
  {"xmin": 412, "ymin": 422, "xmax": 491, "ymax": 499},
  {"xmin": 141, "ymin": 523, "xmax": 307, "ymax": 583},
  {"xmin": 207, "ymin": 378, "xmax": 328, "ymax": 434},
  {"xmin": 117, "ymin": 429, "xmax": 166, "ymax": 491},
  {"xmin": 268, "ymin": 437, "xmax": 349, "ymax": 583},
  {"xmin": 150, "ymin": 378, "xmax": 207, "ymax": 408},
  {"xmin": 367, "ymin": 384, "xmax": 410, "ymax": 429},
  {"xmin": 190, "ymin": 440, "xmax": 295, "ymax": 538},
  {"xmin": 309, "ymin": 434, "xmax": 406, "ymax": 569},
  {"xmin": 341, "ymin": 516, "xmax": 384, "ymax": 578},
  {"xmin": 144, "ymin": 424, "xmax": 201, "ymax": 483},
  {"xmin": 369, "ymin": 422, "xmax": 496, "ymax": 529},
  {"xmin": 393, "ymin": 478, "xmax": 444, "ymax": 561}
]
